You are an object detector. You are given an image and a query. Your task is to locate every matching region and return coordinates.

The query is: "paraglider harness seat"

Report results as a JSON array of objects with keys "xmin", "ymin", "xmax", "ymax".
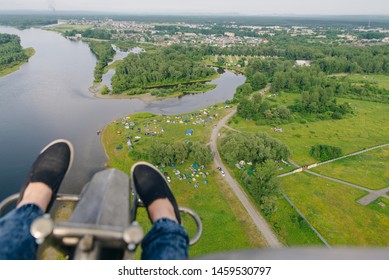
[{"xmin": 0, "ymin": 168, "xmax": 202, "ymax": 260}]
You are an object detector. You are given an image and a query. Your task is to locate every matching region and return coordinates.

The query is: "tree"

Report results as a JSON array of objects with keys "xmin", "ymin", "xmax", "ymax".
[
  {"xmin": 217, "ymin": 56, "xmax": 226, "ymax": 67},
  {"xmin": 0, "ymin": 34, "xmax": 28, "ymax": 71},
  {"xmin": 233, "ymin": 83, "xmax": 253, "ymax": 101},
  {"xmin": 250, "ymin": 72, "xmax": 267, "ymax": 91},
  {"xmin": 148, "ymin": 140, "xmax": 211, "ymax": 166},
  {"xmin": 242, "ymin": 160, "xmax": 280, "ymax": 215},
  {"xmin": 276, "ymin": 106, "xmax": 292, "ymax": 120},
  {"xmin": 112, "ymin": 46, "xmax": 216, "ymax": 94},
  {"xmin": 189, "ymin": 142, "xmax": 213, "ymax": 164},
  {"xmin": 310, "ymin": 145, "xmax": 342, "ymax": 161},
  {"xmin": 101, "ymin": 85, "xmax": 110, "ymax": 95},
  {"xmin": 175, "ymin": 142, "xmax": 189, "ymax": 164},
  {"xmin": 237, "ymin": 97, "xmax": 256, "ymax": 119},
  {"xmin": 89, "ymin": 42, "xmax": 115, "ymax": 83},
  {"xmin": 220, "ymin": 132, "xmax": 290, "ymax": 165}
]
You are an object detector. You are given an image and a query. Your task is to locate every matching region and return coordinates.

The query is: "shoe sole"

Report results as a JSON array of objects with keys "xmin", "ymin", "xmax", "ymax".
[{"xmin": 39, "ymin": 139, "xmax": 74, "ymax": 177}]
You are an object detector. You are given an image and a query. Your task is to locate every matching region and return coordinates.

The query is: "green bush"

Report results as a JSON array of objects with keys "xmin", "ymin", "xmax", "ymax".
[
  {"xmin": 100, "ymin": 85, "xmax": 110, "ymax": 95},
  {"xmin": 310, "ymin": 144, "xmax": 342, "ymax": 161}
]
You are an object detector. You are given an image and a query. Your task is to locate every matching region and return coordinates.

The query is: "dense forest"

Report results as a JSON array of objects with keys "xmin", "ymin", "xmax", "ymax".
[
  {"xmin": 88, "ymin": 41, "xmax": 115, "ymax": 83},
  {"xmin": 0, "ymin": 33, "xmax": 28, "ymax": 71},
  {"xmin": 233, "ymin": 45, "xmax": 389, "ymax": 123},
  {"xmin": 111, "ymin": 46, "xmax": 216, "ymax": 94},
  {"xmin": 194, "ymin": 43, "xmax": 389, "ymax": 75},
  {"xmin": 0, "ymin": 14, "xmax": 57, "ymax": 29},
  {"xmin": 147, "ymin": 141, "xmax": 212, "ymax": 166},
  {"xmin": 64, "ymin": 29, "xmax": 114, "ymax": 40}
]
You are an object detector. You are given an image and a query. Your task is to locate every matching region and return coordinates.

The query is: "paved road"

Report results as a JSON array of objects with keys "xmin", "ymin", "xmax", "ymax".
[{"xmin": 210, "ymin": 108, "xmax": 283, "ymax": 248}]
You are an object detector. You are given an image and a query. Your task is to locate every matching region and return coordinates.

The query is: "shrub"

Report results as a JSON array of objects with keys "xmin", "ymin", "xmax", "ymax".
[
  {"xmin": 331, "ymin": 112, "xmax": 343, "ymax": 119},
  {"xmin": 100, "ymin": 85, "xmax": 110, "ymax": 95},
  {"xmin": 310, "ymin": 144, "xmax": 342, "ymax": 161}
]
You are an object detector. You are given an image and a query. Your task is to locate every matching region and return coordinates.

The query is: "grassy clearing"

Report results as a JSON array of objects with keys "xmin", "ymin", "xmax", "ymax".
[
  {"xmin": 268, "ymin": 194, "xmax": 324, "ymax": 246},
  {"xmin": 45, "ymin": 24, "xmax": 93, "ymax": 33},
  {"xmin": 281, "ymin": 172, "xmax": 389, "ymax": 246},
  {"xmin": 314, "ymin": 147, "xmax": 389, "ymax": 190},
  {"xmin": 348, "ymin": 74, "xmax": 389, "ymax": 90},
  {"xmin": 229, "ymin": 94, "xmax": 389, "ymax": 166},
  {"xmin": 203, "ymin": 56, "xmax": 245, "ymax": 73},
  {"xmin": 101, "ymin": 106, "xmax": 266, "ymax": 258},
  {"xmin": 367, "ymin": 197, "xmax": 389, "ymax": 218}
]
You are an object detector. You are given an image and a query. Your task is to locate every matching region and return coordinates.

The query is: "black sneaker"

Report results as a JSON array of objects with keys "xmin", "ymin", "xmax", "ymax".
[
  {"xmin": 18, "ymin": 139, "xmax": 74, "ymax": 212},
  {"xmin": 131, "ymin": 162, "xmax": 181, "ymax": 224}
]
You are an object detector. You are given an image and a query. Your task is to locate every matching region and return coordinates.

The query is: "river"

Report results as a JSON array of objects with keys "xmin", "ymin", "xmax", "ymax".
[{"xmin": 0, "ymin": 26, "xmax": 245, "ymax": 201}]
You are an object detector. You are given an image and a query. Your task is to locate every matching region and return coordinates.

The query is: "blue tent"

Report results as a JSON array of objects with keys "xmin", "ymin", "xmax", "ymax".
[{"xmin": 185, "ymin": 129, "xmax": 193, "ymax": 136}]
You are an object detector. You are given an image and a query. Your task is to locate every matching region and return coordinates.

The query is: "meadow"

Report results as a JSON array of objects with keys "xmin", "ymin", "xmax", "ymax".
[
  {"xmin": 229, "ymin": 94, "xmax": 389, "ymax": 166},
  {"xmin": 348, "ymin": 74, "xmax": 389, "ymax": 90},
  {"xmin": 281, "ymin": 172, "xmax": 389, "ymax": 246},
  {"xmin": 314, "ymin": 146, "xmax": 389, "ymax": 190},
  {"xmin": 226, "ymin": 90, "xmax": 389, "ymax": 246}
]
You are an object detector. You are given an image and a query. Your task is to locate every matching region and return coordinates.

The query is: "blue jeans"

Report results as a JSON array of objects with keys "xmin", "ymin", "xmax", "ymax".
[{"xmin": 0, "ymin": 204, "xmax": 189, "ymax": 260}]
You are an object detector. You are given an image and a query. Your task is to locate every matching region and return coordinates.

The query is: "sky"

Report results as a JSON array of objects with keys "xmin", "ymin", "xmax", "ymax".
[{"xmin": 1, "ymin": 0, "xmax": 389, "ymax": 15}]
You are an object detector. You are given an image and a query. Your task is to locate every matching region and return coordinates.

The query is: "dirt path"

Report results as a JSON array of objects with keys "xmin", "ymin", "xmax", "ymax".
[
  {"xmin": 284, "ymin": 147, "xmax": 389, "ymax": 205},
  {"xmin": 305, "ymin": 170, "xmax": 389, "ymax": 205},
  {"xmin": 210, "ymin": 109, "xmax": 283, "ymax": 248},
  {"xmin": 315, "ymin": 143, "xmax": 389, "ymax": 168}
]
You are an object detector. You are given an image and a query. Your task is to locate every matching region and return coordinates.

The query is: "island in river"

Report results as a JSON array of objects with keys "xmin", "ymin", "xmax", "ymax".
[{"xmin": 0, "ymin": 33, "xmax": 35, "ymax": 77}]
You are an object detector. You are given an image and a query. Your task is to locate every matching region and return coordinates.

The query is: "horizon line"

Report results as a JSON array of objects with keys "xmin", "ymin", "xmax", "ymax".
[{"xmin": 1, "ymin": 9, "xmax": 389, "ymax": 17}]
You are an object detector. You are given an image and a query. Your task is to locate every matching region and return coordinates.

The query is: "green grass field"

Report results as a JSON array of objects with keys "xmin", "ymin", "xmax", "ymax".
[
  {"xmin": 44, "ymin": 24, "xmax": 93, "ymax": 33},
  {"xmin": 348, "ymin": 74, "xmax": 389, "ymax": 90},
  {"xmin": 227, "ymin": 91, "xmax": 389, "ymax": 246},
  {"xmin": 281, "ymin": 172, "xmax": 389, "ymax": 246},
  {"xmin": 268, "ymin": 194, "xmax": 324, "ymax": 246},
  {"xmin": 229, "ymin": 94, "xmax": 389, "ymax": 166},
  {"xmin": 367, "ymin": 197, "xmax": 389, "ymax": 218},
  {"xmin": 314, "ymin": 146, "xmax": 389, "ymax": 190},
  {"xmin": 101, "ymin": 106, "xmax": 266, "ymax": 258}
]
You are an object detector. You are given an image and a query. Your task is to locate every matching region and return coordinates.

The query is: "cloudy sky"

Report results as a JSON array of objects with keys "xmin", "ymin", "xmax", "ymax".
[{"xmin": 1, "ymin": 0, "xmax": 389, "ymax": 15}]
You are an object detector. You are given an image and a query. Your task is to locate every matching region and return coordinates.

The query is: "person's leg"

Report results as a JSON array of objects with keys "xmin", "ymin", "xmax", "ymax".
[
  {"xmin": 141, "ymin": 217, "xmax": 189, "ymax": 260},
  {"xmin": 0, "ymin": 140, "xmax": 73, "ymax": 260},
  {"xmin": 0, "ymin": 204, "xmax": 43, "ymax": 259},
  {"xmin": 131, "ymin": 162, "xmax": 189, "ymax": 260}
]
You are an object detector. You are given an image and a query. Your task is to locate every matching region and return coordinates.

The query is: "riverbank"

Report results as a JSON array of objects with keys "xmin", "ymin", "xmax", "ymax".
[
  {"xmin": 0, "ymin": 47, "xmax": 35, "ymax": 78},
  {"xmin": 90, "ymin": 70, "xmax": 220, "ymax": 101},
  {"xmin": 92, "ymin": 84, "xmax": 218, "ymax": 102},
  {"xmin": 93, "ymin": 90, "xmax": 160, "ymax": 102}
]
